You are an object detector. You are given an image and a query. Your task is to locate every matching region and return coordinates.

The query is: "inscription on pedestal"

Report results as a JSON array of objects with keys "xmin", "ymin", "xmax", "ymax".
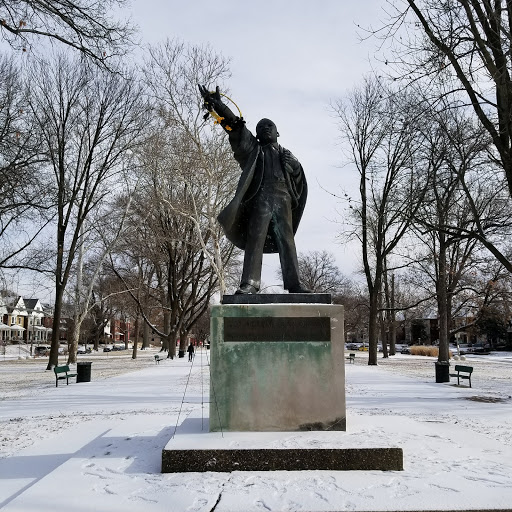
[{"xmin": 224, "ymin": 316, "xmax": 331, "ymax": 342}]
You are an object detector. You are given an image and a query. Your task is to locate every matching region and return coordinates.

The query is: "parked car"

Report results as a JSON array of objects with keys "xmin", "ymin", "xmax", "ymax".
[
  {"xmin": 358, "ymin": 345, "xmax": 368, "ymax": 351},
  {"xmin": 457, "ymin": 343, "xmax": 470, "ymax": 355},
  {"xmin": 34, "ymin": 346, "xmax": 50, "ymax": 356},
  {"xmin": 103, "ymin": 347, "xmax": 111, "ymax": 352},
  {"xmin": 111, "ymin": 345, "xmax": 123, "ymax": 351},
  {"xmin": 471, "ymin": 343, "xmax": 490, "ymax": 355},
  {"xmin": 346, "ymin": 343, "xmax": 358, "ymax": 351},
  {"xmin": 400, "ymin": 347, "xmax": 411, "ymax": 354}
]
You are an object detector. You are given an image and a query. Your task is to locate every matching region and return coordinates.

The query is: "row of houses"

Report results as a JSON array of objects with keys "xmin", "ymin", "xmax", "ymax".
[
  {"xmin": 0, "ymin": 297, "xmax": 50, "ymax": 343},
  {"xmin": 0, "ymin": 296, "xmax": 132, "ymax": 346},
  {"xmin": 348, "ymin": 314, "xmax": 512, "ymax": 349}
]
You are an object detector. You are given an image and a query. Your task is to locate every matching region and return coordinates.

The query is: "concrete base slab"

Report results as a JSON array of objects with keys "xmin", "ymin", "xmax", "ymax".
[{"xmin": 161, "ymin": 411, "xmax": 403, "ymax": 473}]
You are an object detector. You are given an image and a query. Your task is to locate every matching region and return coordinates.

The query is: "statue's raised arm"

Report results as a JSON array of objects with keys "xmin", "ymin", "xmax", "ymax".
[{"xmin": 199, "ymin": 85, "xmax": 239, "ymax": 130}]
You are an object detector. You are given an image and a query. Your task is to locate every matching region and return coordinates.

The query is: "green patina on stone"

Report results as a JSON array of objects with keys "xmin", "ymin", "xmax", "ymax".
[{"xmin": 209, "ymin": 304, "xmax": 346, "ymax": 432}]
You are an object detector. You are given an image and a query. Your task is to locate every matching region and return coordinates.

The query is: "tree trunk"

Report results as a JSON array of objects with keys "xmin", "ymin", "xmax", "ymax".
[
  {"xmin": 161, "ymin": 309, "xmax": 170, "ymax": 352},
  {"xmin": 179, "ymin": 329, "xmax": 188, "ymax": 358},
  {"xmin": 168, "ymin": 331, "xmax": 177, "ymax": 359},
  {"xmin": 132, "ymin": 315, "xmax": 139, "ymax": 360},
  {"xmin": 213, "ymin": 236, "xmax": 226, "ymax": 296},
  {"xmin": 389, "ymin": 274, "xmax": 396, "ymax": 355},
  {"xmin": 368, "ymin": 289, "xmax": 379, "ymax": 365},
  {"xmin": 67, "ymin": 315, "xmax": 81, "ymax": 364},
  {"xmin": 47, "ymin": 286, "xmax": 64, "ymax": 370},
  {"xmin": 379, "ymin": 290, "xmax": 389, "ymax": 358},
  {"xmin": 93, "ymin": 332, "xmax": 99, "ymax": 352},
  {"xmin": 68, "ymin": 226, "xmax": 84, "ymax": 365},
  {"xmin": 142, "ymin": 320, "xmax": 150, "ymax": 349},
  {"xmin": 390, "ymin": 319, "xmax": 397, "ymax": 356},
  {"xmin": 437, "ymin": 240, "xmax": 450, "ymax": 364},
  {"xmin": 381, "ymin": 324, "xmax": 389, "ymax": 358}
]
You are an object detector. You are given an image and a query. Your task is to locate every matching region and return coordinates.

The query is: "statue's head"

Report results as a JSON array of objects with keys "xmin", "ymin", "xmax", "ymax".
[{"xmin": 256, "ymin": 118, "xmax": 279, "ymax": 144}]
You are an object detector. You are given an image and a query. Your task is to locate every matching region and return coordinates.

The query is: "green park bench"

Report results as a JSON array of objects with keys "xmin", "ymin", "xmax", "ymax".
[
  {"xmin": 347, "ymin": 353, "xmax": 355, "ymax": 364},
  {"xmin": 450, "ymin": 364, "xmax": 473, "ymax": 387},
  {"xmin": 154, "ymin": 354, "xmax": 166, "ymax": 364},
  {"xmin": 53, "ymin": 365, "xmax": 77, "ymax": 387}
]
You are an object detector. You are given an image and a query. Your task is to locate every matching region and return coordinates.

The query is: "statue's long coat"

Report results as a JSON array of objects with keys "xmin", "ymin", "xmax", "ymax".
[{"xmin": 217, "ymin": 122, "xmax": 307, "ymax": 253}]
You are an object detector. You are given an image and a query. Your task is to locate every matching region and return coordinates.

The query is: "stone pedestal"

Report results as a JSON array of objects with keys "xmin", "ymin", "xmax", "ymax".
[{"xmin": 209, "ymin": 301, "xmax": 346, "ymax": 432}]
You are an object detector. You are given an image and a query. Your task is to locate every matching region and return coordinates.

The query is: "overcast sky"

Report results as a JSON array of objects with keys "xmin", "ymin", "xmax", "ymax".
[
  {"xmin": 4, "ymin": 1, "xmax": 387, "ymax": 298},
  {"xmin": 129, "ymin": 0, "xmax": 386, "ymax": 290}
]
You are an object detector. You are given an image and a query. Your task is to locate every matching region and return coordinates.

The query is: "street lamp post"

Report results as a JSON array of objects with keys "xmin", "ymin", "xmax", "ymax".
[{"xmin": 30, "ymin": 320, "xmax": 34, "ymax": 356}]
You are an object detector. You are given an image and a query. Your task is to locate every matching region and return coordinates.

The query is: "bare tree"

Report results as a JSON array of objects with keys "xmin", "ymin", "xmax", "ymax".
[
  {"xmin": 337, "ymin": 284, "xmax": 370, "ymax": 345},
  {"xmin": 89, "ymin": 281, "xmax": 116, "ymax": 351},
  {"xmin": 0, "ymin": 54, "xmax": 49, "ymax": 273},
  {"xmin": 118, "ymin": 130, "xmax": 238, "ymax": 358},
  {"xmin": 375, "ymin": 1, "xmax": 512, "ymax": 272},
  {"xmin": 334, "ymin": 77, "xmax": 428, "ymax": 365},
  {"xmin": 414, "ymin": 99, "xmax": 512, "ymax": 368},
  {"xmin": 143, "ymin": 39, "xmax": 240, "ymax": 296},
  {"xmin": 0, "ymin": 0, "xmax": 135, "ymax": 65},
  {"xmin": 403, "ymin": 1, "xmax": 512, "ymax": 194},
  {"xmin": 292, "ymin": 250, "xmax": 350, "ymax": 294},
  {"xmin": 66, "ymin": 191, "xmax": 139, "ymax": 363},
  {"xmin": 470, "ymin": 260, "xmax": 512, "ymax": 349},
  {"xmin": 411, "ymin": 110, "xmax": 478, "ymax": 369},
  {"xmin": 27, "ymin": 54, "xmax": 148, "ymax": 369}
]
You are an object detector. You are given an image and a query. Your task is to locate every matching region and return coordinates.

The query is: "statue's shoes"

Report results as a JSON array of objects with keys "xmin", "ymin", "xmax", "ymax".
[
  {"xmin": 288, "ymin": 286, "xmax": 313, "ymax": 293},
  {"xmin": 235, "ymin": 283, "xmax": 259, "ymax": 294}
]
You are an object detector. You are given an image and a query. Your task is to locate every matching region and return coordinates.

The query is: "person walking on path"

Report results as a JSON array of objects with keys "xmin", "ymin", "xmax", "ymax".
[{"xmin": 187, "ymin": 343, "xmax": 195, "ymax": 362}]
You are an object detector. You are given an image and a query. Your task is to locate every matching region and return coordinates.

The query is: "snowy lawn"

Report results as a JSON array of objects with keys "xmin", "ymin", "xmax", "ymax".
[{"xmin": 1, "ymin": 348, "xmax": 511, "ymax": 511}]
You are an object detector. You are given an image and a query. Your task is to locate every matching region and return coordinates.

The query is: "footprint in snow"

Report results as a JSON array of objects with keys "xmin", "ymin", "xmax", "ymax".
[
  {"xmin": 255, "ymin": 499, "xmax": 271, "ymax": 511},
  {"xmin": 186, "ymin": 498, "xmax": 208, "ymax": 510}
]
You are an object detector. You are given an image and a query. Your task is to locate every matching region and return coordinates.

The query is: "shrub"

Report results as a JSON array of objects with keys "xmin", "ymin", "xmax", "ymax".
[{"xmin": 409, "ymin": 345, "xmax": 453, "ymax": 357}]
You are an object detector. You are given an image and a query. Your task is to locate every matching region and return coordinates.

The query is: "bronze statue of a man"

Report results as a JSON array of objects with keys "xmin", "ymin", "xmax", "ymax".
[{"xmin": 200, "ymin": 86, "xmax": 311, "ymax": 295}]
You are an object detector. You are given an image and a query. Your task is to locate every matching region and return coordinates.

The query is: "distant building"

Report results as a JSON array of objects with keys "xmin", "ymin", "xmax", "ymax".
[
  {"xmin": 0, "ymin": 295, "xmax": 139, "ymax": 349},
  {"xmin": 0, "ymin": 296, "xmax": 51, "ymax": 343},
  {"xmin": 110, "ymin": 317, "xmax": 131, "ymax": 344}
]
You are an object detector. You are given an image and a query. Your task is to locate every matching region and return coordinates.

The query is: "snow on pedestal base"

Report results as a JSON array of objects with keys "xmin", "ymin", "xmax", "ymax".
[{"xmin": 161, "ymin": 411, "xmax": 403, "ymax": 472}]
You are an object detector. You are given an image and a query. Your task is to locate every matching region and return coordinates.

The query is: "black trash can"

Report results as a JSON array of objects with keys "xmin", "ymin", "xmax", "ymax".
[
  {"xmin": 77, "ymin": 361, "xmax": 92, "ymax": 383},
  {"xmin": 435, "ymin": 361, "xmax": 450, "ymax": 383}
]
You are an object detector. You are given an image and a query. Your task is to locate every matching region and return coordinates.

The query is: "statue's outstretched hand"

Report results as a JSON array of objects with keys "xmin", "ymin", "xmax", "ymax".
[{"xmin": 198, "ymin": 85, "xmax": 222, "ymax": 111}]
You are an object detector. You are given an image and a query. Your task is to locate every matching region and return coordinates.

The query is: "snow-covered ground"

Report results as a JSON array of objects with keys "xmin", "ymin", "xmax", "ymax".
[{"xmin": 1, "ymin": 348, "xmax": 511, "ymax": 511}]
